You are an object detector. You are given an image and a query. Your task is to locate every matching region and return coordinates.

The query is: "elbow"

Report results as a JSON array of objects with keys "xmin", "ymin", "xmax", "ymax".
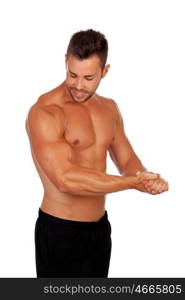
[
  {"xmin": 56, "ymin": 173, "xmax": 69, "ymax": 193},
  {"xmin": 58, "ymin": 175, "xmax": 80, "ymax": 194},
  {"xmin": 58, "ymin": 177, "xmax": 70, "ymax": 193}
]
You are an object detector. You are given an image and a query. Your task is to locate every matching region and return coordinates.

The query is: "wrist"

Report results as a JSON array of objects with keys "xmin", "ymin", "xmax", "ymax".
[
  {"xmin": 125, "ymin": 175, "xmax": 137, "ymax": 189},
  {"xmin": 136, "ymin": 170, "xmax": 142, "ymax": 176},
  {"xmin": 135, "ymin": 168, "xmax": 147, "ymax": 176}
]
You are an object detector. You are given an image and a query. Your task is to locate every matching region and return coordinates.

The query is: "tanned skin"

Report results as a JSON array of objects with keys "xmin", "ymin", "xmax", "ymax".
[{"xmin": 26, "ymin": 54, "xmax": 169, "ymax": 221}]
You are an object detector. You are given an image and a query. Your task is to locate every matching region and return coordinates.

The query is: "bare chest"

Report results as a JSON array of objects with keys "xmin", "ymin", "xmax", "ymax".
[{"xmin": 63, "ymin": 103, "xmax": 116, "ymax": 150}]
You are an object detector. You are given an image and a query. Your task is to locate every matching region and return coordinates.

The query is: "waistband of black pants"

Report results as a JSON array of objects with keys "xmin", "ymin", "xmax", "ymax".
[{"xmin": 38, "ymin": 208, "xmax": 108, "ymax": 228}]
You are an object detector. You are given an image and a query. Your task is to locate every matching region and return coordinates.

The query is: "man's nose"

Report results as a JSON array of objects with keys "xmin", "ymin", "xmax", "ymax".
[{"xmin": 75, "ymin": 78, "xmax": 84, "ymax": 90}]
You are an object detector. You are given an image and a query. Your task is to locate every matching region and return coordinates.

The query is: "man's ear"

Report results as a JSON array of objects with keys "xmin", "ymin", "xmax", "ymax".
[{"xmin": 102, "ymin": 64, "xmax": 110, "ymax": 78}]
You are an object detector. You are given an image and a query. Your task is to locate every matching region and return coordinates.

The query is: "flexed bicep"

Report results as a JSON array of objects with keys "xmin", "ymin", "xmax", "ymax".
[{"xmin": 26, "ymin": 105, "xmax": 74, "ymax": 192}]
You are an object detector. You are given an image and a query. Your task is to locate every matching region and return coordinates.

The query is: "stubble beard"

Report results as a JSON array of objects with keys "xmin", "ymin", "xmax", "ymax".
[{"xmin": 68, "ymin": 86, "xmax": 94, "ymax": 103}]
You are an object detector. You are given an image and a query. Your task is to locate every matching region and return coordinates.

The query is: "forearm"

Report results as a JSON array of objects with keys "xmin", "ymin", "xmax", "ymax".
[
  {"xmin": 120, "ymin": 155, "xmax": 147, "ymax": 176},
  {"xmin": 62, "ymin": 164, "xmax": 135, "ymax": 196}
]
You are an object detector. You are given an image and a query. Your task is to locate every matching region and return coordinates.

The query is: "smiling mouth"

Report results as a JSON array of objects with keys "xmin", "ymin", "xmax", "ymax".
[{"xmin": 71, "ymin": 89, "xmax": 88, "ymax": 99}]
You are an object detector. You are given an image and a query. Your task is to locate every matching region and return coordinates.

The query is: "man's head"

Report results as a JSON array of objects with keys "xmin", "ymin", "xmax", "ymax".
[{"xmin": 65, "ymin": 29, "xmax": 110, "ymax": 103}]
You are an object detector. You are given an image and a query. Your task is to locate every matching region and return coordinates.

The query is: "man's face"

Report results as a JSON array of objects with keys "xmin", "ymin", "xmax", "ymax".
[{"xmin": 65, "ymin": 54, "xmax": 109, "ymax": 104}]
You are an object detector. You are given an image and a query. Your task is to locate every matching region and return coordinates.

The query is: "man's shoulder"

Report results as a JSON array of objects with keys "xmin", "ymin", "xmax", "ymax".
[
  {"xmin": 26, "ymin": 84, "xmax": 66, "ymax": 137},
  {"xmin": 26, "ymin": 103, "xmax": 65, "ymax": 141},
  {"xmin": 26, "ymin": 96, "xmax": 65, "ymax": 135},
  {"xmin": 29, "ymin": 84, "xmax": 65, "ymax": 116},
  {"xmin": 99, "ymin": 95, "xmax": 119, "ymax": 116},
  {"xmin": 28, "ymin": 101, "xmax": 64, "ymax": 121},
  {"xmin": 37, "ymin": 84, "xmax": 63, "ymax": 105},
  {"xmin": 98, "ymin": 96, "xmax": 123, "ymax": 126},
  {"xmin": 98, "ymin": 95, "xmax": 117, "ymax": 106}
]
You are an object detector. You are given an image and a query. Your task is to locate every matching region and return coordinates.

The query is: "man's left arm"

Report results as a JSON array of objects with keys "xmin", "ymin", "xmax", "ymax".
[{"xmin": 108, "ymin": 99, "xmax": 169, "ymax": 195}]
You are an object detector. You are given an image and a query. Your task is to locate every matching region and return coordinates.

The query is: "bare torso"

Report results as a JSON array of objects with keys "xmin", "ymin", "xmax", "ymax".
[{"xmin": 26, "ymin": 82, "xmax": 117, "ymax": 221}]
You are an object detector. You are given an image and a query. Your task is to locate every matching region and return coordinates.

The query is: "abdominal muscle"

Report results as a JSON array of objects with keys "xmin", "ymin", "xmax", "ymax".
[{"xmin": 31, "ymin": 149, "xmax": 106, "ymax": 222}]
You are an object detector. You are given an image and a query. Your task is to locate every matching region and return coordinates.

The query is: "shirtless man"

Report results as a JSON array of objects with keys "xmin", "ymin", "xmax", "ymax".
[{"xmin": 26, "ymin": 29, "xmax": 169, "ymax": 278}]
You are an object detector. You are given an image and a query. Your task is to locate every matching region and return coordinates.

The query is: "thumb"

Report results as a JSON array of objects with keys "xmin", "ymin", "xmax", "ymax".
[{"xmin": 142, "ymin": 172, "xmax": 159, "ymax": 180}]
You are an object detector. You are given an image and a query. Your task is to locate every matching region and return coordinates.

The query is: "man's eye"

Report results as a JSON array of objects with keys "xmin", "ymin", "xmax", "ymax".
[
  {"xmin": 86, "ymin": 78, "xmax": 93, "ymax": 81},
  {"xmin": 70, "ymin": 74, "xmax": 76, "ymax": 78}
]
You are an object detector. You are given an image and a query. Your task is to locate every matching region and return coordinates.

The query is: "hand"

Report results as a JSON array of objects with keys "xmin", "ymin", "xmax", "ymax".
[
  {"xmin": 134, "ymin": 171, "xmax": 169, "ymax": 195},
  {"xmin": 142, "ymin": 173, "xmax": 169, "ymax": 195}
]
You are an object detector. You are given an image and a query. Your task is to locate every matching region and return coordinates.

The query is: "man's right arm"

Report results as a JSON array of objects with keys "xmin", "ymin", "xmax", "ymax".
[{"xmin": 26, "ymin": 105, "xmax": 158, "ymax": 197}]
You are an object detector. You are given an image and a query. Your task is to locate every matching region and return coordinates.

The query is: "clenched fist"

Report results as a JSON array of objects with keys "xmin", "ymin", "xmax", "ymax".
[{"xmin": 134, "ymin": 171, "xmax": 169, "ymax": 195}]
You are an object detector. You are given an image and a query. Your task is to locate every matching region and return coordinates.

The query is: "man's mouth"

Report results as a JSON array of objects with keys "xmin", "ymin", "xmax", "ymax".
[{"xmin": 71, "ymin": 89, "xmax": 88, "ymax": 99}]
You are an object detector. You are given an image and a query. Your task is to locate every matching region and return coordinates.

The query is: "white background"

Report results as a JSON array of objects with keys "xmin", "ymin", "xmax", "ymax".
[{"xmin": 0, "ymin": 0, "xmax": 184, "ymax": 277}]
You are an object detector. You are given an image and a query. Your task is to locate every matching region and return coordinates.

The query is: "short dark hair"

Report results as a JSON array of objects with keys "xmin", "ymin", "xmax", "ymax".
[{"xmin": 66, "ymin": 29, "xmax": 108, "ymax": 68}]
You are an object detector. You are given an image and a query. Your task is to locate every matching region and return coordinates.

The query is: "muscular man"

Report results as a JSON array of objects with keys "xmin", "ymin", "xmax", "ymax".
[{"xmin": 26, "ymin": 29, "xmax": 169, "ymax": 278}]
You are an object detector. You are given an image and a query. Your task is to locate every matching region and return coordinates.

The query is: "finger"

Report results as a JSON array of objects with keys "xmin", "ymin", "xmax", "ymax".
[
  {"xmin": 149, "ymin": 179, "xmax": 163, "ymax": 187},
  {"xmin": 147, "ymin": 180, "xmax": 169, "ymax": 194},
  {"xmin": 165, "ymin": 181, "xmax": 169, "ymax": 190},
  {"xmin": 163, "ymin": 183, "xmax": 169, "ymax": 191},
  {"xmin": 145, "ymin": 179, "xmax": 157, "ymax": 187},
  {"xmin": 149, "ymin": 181, "xmax": 163, "ymax": 193},
  {"xmin": 152, "ymin": 179, "xmax": 167, "ymax": 190},
  {"xmin": 146, "ymin": 183, "xmax": 159, "ymax": 194},
  {"xmin": 143, "ymin": 173, "xmax": 159, "ymax": 180},
  {"xmin": 150, "ymin": 181, "xmax": 161, "ymax": 189},
  {"xmin": 157, "ymin": 182, "xmax": 165, "ymax": 192},
  {"xmin": 151, "ymin": 189, "xmax": 158, "ymax": 195},
  {"xmin": 157, "ymin": 182, "xmax": 169, "ymax": 193}
]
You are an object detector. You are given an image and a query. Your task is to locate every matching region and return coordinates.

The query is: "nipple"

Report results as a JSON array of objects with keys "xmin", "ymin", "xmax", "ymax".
[{"xmin": 73, "ymin": 139, "xmax": 80, "ymax": 145}]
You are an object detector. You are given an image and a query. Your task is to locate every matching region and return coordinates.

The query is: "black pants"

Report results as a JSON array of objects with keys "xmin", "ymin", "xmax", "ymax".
[{"xmin": 35, "ymin": 209, "xmax": 112, "ymax": 278}]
